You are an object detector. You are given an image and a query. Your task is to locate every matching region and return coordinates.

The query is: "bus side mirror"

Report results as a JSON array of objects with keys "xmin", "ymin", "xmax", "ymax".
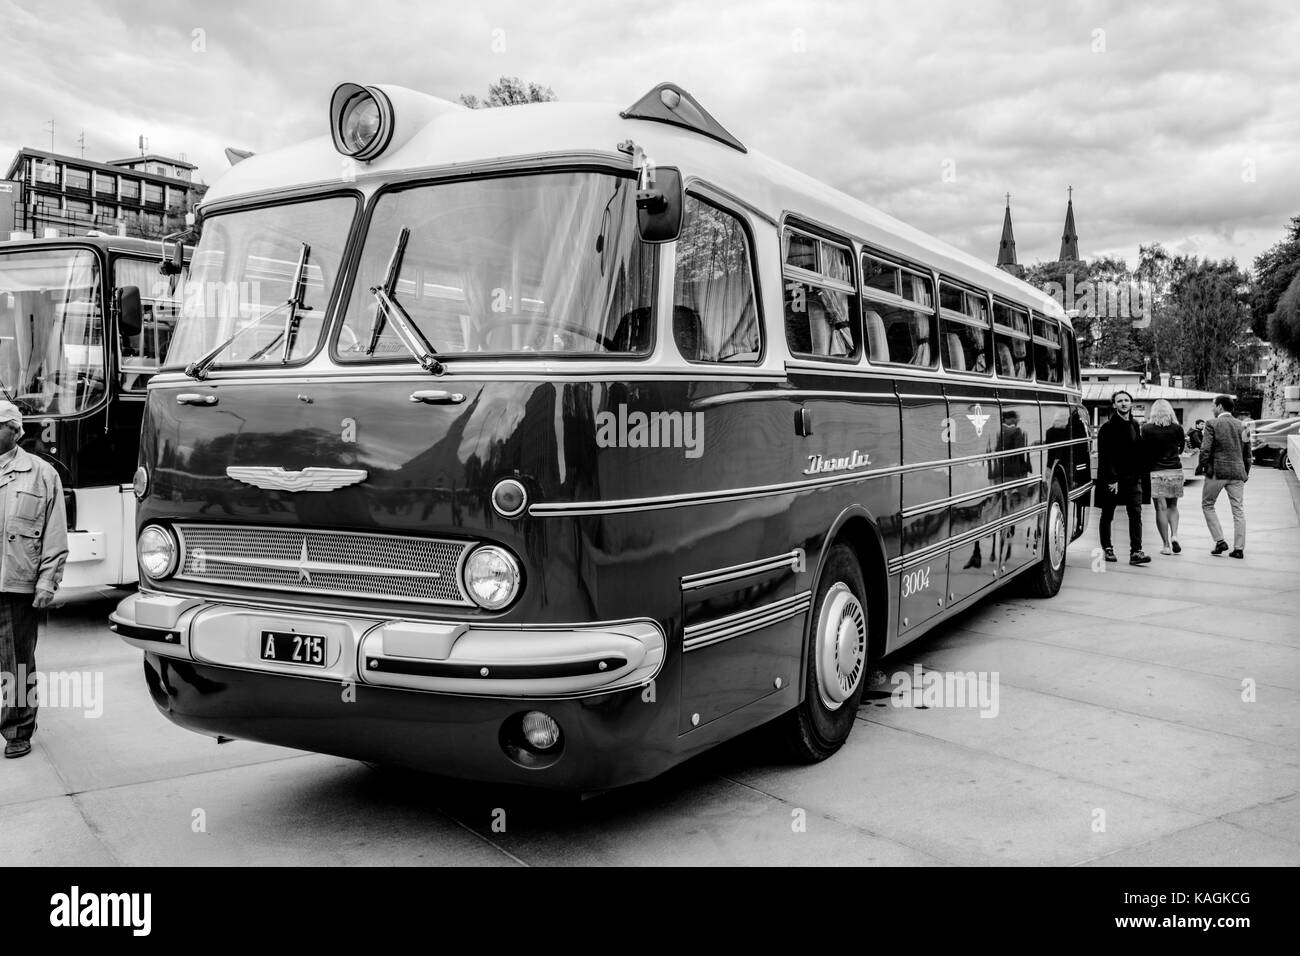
[
  {"xmin": 636, "ymin": 166, "xmax": 683, "ymax": 243},
  {"xmin": 161, "ymin": 240, "xmax": 185, "ymax": 276},
  {"xmin": 117, "ymin": 286, "xmax": 143, "ymax": 337}
]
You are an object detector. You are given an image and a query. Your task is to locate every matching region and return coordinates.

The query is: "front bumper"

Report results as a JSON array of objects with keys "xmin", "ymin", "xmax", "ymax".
[
  {"xmin": 110, "ymin": 590, "xmax": 665, "ymax": 699},
  {"xmin": 111, "ymin": 590, "xmax": 673, "ymax": 790}
]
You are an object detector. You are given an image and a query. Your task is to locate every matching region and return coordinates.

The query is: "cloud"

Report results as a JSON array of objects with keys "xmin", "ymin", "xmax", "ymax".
[{"xmin": 2, "ymin": 0, "xmax": 1297, "ymax": 269}]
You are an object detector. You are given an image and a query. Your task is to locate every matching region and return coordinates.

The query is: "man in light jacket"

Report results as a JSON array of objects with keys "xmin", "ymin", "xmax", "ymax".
[
  {"xmin": 0, "ymin": 400, "xmax": 69, "ymax": 758},
  {"xmin": 1198, "ymin": 395, "xmax": 1251, "ymax": 559}
]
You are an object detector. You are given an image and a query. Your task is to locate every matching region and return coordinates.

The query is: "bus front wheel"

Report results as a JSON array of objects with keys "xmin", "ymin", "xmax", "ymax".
[
  {"xmin": 1023, "ymin": 480, "xmax": 1068, "ymax": 598},
  {"xmin": 781, "ymin": 543, "xmax": 870, "ymax": 763}
]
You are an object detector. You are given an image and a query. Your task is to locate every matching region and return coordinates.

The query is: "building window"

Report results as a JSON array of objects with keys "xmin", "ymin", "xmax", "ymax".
[
  {"xmin": 144, "ymin": 183, "xmax": 163, "ymax": 205},
  {"xmin": 65, "ymin": 167, "xmax": 90, "ymax": 192},
  {"xmin": 120, "ymin": 178, "xmax": 140, "ymax": 202},
  {"xmin": 95, "ymin": 172, "xmax": 116, "ymax": 196},
  {"xmin": 672, "ymin": 195, "xmax": 761, "ymax": 363},
  {"xmin": 65, "ymin": 197, "xmax": 92, "ymax": 217}
]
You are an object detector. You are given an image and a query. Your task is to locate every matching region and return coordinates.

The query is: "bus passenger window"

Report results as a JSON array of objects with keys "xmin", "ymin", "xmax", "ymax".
[
  {"xmin": 860, "ymin": 257, "xmax": 936, "ymax": 367},
  {"xmin": 993, "ymin": 303, "xmax": 1033, "ymax": 380},
  {"xmin": 783, "ymin": 228, "xmax": 858, "ymax": 361},
  {"xmin": 1032, "ymin": 314, "xmax": 1064, "ymax": 384},
  {"xmin": 672, "ymin": 196, "xmax": 761, "ymax": 363},
  {"xmin": 939, "ymin": 284, "xmax": 991, "ymax": 375}
]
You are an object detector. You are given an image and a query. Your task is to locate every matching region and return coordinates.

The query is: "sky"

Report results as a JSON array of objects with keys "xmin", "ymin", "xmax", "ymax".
[{"xmin": 2, "ymin": 0, "xmax": 1298, "ymax": 272}]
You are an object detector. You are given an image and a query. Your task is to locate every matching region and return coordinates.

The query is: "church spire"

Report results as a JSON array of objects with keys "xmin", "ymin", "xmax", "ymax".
[
  {"xmin": 997, "ymin": 192, "xmax": 1019, "ymax": 274},
  {"xmin": 1058, "ymin": 185, "xmax": 1080, "ymax": 262}
]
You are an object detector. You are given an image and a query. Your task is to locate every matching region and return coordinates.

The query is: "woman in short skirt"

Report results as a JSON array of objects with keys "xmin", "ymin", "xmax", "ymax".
[{"xmin": 1142, "ymin": 399, "xmax": 1187, "ymax": 555}]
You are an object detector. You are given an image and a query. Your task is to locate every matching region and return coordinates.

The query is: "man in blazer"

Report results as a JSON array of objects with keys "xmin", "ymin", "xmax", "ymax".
[
  {"xmin": 1199, "ymin": 395, "xmax": 1251, "ymax": 558},
  {"xmin": 1096, "ymin": 390, "xmax": 1151, "ymax": 565}
]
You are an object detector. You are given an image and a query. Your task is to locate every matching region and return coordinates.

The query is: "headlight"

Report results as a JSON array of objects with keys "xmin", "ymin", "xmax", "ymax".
[
  {"xmin": 462, "ymin": 545, "xmax": 521, "ymax": 610},
  {"xmin": 137, "ymin": 524, "xmax": 178, "ymax": 579},
  {"xmin": 132, "ymin": 465, "xmax": 149, "ymax": 500},
  {"xmin": 330, "ymin": 82, "xmax": 393, "ymax": 161}
]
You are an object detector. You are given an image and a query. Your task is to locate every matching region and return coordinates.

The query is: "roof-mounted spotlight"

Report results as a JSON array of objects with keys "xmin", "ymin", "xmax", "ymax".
[{"xmin": 330, "ymin": 83, "xmax": 395, "ymax": 161}]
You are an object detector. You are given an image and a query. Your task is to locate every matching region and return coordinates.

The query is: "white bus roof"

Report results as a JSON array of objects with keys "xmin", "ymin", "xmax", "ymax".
[{"xmin": 203, "ymin": 88, "xmax": 1068, "ymax": 324}]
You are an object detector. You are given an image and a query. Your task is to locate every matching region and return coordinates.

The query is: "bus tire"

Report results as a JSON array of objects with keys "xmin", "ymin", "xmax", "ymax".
[
  {"xmin": 1024, "ymin": 480, "xmax": 1068, "ymax": 598},
  {"xmin": 781, "ymin": 543, "xmax": 870, "ymax": 763}
]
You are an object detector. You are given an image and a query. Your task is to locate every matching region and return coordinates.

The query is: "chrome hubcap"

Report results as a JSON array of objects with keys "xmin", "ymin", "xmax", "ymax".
[
  {"xmin": 1048, "ymin": 501, "xmax": 1067, "ymax": 570},
  {"xmin": 817, "ymin": 583, "xmax": 867, "ymax": 711}
]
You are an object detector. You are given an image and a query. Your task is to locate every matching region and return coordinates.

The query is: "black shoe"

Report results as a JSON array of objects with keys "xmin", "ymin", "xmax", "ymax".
[
  {"xmin": 1211, "ymin": 540, "xmax": 1229, "ymax": 555},
  {"xmin": 1130, "ymin": 551, "xmax": 1152, "ymax": 565},
  {"xmin": 4, "ymin": 740, "xmax": 31, "ymax": 759},
  {"xmin": 1229, "ymin": 549, "xmax": 1244, "ymax": 559},
  {"xmin": 1171, "ymin": 540, "xmax": 1181, "ymax": 554},
  {"xmin": 1103, "ymin": 547, "xmax": 1117, "ymax": 563}
]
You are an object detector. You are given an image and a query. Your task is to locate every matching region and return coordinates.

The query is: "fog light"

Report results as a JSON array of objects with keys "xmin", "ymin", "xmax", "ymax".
[{"xmin": 521, "ymin": 711, "xmax": 561, "ymax": 751}]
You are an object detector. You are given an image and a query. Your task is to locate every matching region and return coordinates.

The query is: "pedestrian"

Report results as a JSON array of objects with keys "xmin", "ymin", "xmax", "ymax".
[
  {"xmin": 0, "ymin": 400, "xmax": 68, "ymax": 759},
  {"xmin": 1141, "ymin": 399, "xmax": 1186, "ymax": 555},
  {"xmin": 1187, "ymin": 419, "xmax": 1205, "ymax": 450},
  {"xmin": 1199, "ymin": 394, "xmax": 1251, "ymax": 558},
  {"xmin": 1096, "ymin": 390, "xmax": 1152, "ymax": 565}
]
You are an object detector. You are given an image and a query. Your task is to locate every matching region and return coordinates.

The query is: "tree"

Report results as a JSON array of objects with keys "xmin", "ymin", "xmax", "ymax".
[
  {"xmin": 1268, "ymin": 270, "xmax": 1300, "ymax": 360},
  {"xmin": 1022, "ymin": 257, "xmax": 1145, "ymax": 370},
  {"xmin": 1171, "ymin": 257, "xmax": 1251, "ymax": 392},
  {"xmin": 460, "ymin": 77, "xmax": 557, "ymax": 109},
  {"xmin": 1249, "ymin": 215, "xmax": 1300, "ymax": 340}
]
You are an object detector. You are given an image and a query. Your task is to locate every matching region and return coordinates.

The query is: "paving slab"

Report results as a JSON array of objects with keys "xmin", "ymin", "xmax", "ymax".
[
  {"xmin": 0, "ymin": 796, "xmax": 118, "ymax": 866},
  {"xmin": 1080, "ymin": 820, "xmax": 1300, "ymax": 867}
]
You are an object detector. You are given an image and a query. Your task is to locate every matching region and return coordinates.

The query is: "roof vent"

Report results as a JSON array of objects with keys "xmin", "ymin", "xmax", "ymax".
[{"xmin": 620, "ymin": 83, "xmax": 746, "ymax": 153}]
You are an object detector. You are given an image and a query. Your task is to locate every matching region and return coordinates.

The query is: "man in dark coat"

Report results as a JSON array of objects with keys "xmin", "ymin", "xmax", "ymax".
[{"xmin": 1096, "ymin": 390, "xmax": 1151, "ymax": 565}]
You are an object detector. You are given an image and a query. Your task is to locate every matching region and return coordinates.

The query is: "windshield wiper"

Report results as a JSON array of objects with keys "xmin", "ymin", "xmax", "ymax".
[
  {"xmin": 184, "ymin": 242, "xmax": 311, "ymax": 380},
  {"xmin": 367, "ymin": 227, "xmax": 444, "ymax": 375}
]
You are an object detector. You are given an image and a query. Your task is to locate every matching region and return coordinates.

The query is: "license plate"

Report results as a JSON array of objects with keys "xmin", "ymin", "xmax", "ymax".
[{"xmin": 260, "ymin": 630, "xmax": 327, "ymax": 667}]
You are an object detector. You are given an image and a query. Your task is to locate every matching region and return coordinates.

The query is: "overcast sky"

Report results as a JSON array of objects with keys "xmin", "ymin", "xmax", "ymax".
[{"xmin": 2, "ymin": 0, "xmax": 1297, "ymax": 271}]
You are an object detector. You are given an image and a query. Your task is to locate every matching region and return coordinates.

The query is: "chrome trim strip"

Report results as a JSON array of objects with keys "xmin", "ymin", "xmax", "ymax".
[
  {"xmin": 900, "ymin": 474, "xmax": 1041, "ymax": 519},
  {"xmin": 529, "ymin": 439, "xmax": 1091, "ymax": 516},
  {"xmin": 889, "ymin": 503, "xmax": 1048, "ymax": 572},
  {"xmin": 692, "ymin": 389, "xmax": 896, "ymax": 409},
  {"xmin": 683, "ymin": 592, "xmax": 812, "ymax": 652},
  {"xmin": 681, "ymin": 549, "xmax": 804, "ymax": 591},
  {"xmin": 1068, "ymin": 482, "xmax": 1095, "ymax": 500}
]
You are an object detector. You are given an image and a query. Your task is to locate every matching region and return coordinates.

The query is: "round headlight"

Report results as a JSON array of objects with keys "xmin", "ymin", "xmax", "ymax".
[
  {"xmin": 137, "ymin": 524, "xmax": 177, "ymax": 579},
  {"xmin": 132, "ymin": 465, "xmax": 149, "ymax": 500},
  {"xmin": 329, "ymin": 82, "xmax": 393, "ymax": 161},
  {"xmin": 462, "ymin": 546, "xmax": 521, "ymax": 610},
  {"xmin": 342, "ymin": 95, "xmax": 381, "ymax": 153},
  {"xmin": 491, "ymin": 478, "xmax": 527, "ymax": 518}
]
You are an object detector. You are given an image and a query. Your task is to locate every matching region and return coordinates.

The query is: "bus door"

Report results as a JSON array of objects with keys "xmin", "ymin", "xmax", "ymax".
[
  {"xmin": 995, "ymin": 388, "xmax": 1045, "ymax": 575},
  {"xmin": 945, "ymin": 387, "xmax": 1001, "ymax": 604},
  {"xmin": 897, "ymin": 380, "xmax": 950, "ymax": 632}
]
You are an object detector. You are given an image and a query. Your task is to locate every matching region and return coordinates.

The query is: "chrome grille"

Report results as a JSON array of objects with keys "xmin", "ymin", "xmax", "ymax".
[{"xmin": 173, "ymin": 524, "xmax": 473, "ymax": 606}]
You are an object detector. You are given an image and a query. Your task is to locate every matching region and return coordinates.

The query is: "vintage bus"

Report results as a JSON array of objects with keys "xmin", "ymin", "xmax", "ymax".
[
  {"xmin": 110, "ymin": 83, "xmax": 1090, "ymax": 790},
  {"xmin": 1, "ymin": 234, "xmax": 187, "ymax": 591}
]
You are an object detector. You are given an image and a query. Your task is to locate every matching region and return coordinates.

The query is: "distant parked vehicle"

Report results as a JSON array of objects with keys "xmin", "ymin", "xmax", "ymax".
[{"xmin": 1251, "ymin": 418, "xmax": 1300, "ymax": 469}]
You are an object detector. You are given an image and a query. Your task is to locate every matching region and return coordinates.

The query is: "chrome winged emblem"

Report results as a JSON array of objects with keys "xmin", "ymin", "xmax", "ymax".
[
  {"xmin": 226, "ymin": 466, "xmax": 368, "ymax": 493},
  {"xmin": 966, "ymin": 404, "xmax": 991, "ymax": 437}
]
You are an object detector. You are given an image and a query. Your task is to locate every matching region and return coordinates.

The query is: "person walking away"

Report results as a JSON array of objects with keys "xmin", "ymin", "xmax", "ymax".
[
  {"xmin": 1096, "ymin": 390, "xmax": 1152, "ymax": 565},
  {"xmin": 0, "ymin": 400, "xmax": 69, "ymax": 759},
  {"xmin": 1142, "ymin": 399, "xmax": 1186, "ymax": 555},
  {"xmin": 1199, "ymin": 395, "xmax": 1251, "ymax": 558}
]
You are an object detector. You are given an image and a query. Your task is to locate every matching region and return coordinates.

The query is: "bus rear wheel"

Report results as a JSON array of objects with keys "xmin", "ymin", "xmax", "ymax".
[
  {"xmin": 1023, "ymin": 480, "xmax": 1068, "ymax": 598},
  {"xmin": 781, "ymin": 543, "xmax": 870, "ymax": 763}
]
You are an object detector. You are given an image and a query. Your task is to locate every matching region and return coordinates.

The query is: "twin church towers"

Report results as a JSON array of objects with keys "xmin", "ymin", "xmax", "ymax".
[{"xmin": 996, "ymin": 189, "xmax": 1079, "ymax": 277}]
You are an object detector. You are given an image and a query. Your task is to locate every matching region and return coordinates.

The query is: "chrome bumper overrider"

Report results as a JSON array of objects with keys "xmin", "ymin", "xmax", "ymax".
[{"xmin": 110, "ymin": 591, "xmax": 665, "ymax": 698}]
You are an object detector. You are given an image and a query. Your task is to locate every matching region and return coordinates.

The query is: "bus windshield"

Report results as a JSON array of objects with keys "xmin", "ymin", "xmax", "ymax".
[
  {"xmin": 337, "ymin": 172, "xmax": 655, "ymax": 361},
  {"xmin": 0, "ymin": 247, "xmax": 106, "ymax": 415},
  {"xmin": 165, "ymin": 196, "xmax": 355, "ymax": 370}
]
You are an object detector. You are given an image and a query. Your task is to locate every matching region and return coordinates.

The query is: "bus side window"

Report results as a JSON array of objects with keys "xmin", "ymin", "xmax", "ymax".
[
  {"xmin": 860, "ymin": 257, "xmax": 936, "ymax": 368},
  {"xmin": 783, "ymin": 230, "xmax": 858, "ymax": 361},
  {"xmin": 672, "ymin": 196, "xmax": 761, "ymax": 363}
]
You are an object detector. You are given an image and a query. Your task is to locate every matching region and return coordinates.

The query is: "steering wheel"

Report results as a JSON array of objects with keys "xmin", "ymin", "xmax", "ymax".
[{"xmin": 477, "ymin": 316, "xmax": 617, "ymax": 353}]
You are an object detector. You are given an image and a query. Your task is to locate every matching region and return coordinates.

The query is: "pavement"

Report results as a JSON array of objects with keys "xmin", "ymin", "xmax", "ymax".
[{"xmin": 3, "ymin": 467, "xmax": 1298, "ymax": 867}]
